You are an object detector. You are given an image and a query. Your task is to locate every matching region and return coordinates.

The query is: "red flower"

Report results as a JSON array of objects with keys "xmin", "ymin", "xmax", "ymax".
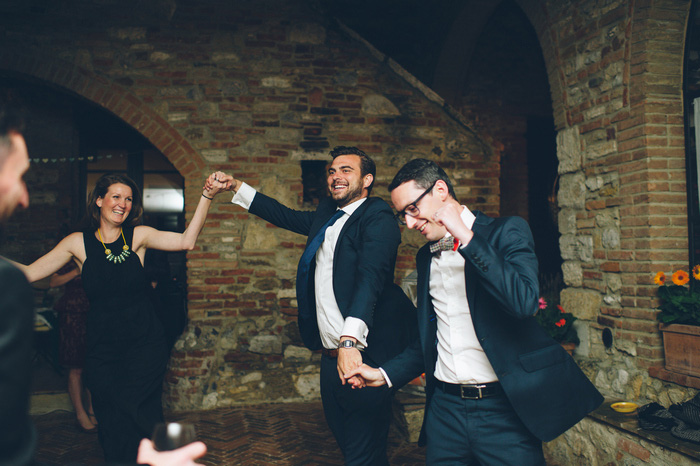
[
  {"xmin": 555, "ymin": 318, "xmax": 566, "ymax": 328},
  {"xmin": 557, "ymin": 305, "xmax": 565, "ymax": 313}
]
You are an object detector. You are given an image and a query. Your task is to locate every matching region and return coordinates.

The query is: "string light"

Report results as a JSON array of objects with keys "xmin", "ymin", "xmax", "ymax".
[{"xmin": 29, "ymin": 152, "xmax": 130, "ymax": 164}]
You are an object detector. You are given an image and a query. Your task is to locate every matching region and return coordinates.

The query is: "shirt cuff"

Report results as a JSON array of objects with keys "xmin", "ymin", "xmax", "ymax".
[
  {"xmin": 378, "ymin": 367, "xmax": 393, "ymax": 388},
  {"xmin": 342, "ymin": 317, "xmax": 369, "ymax": 348},
  {"xmin": 231, "ymin": 181, "xmax": 256, "ymax": 210}
]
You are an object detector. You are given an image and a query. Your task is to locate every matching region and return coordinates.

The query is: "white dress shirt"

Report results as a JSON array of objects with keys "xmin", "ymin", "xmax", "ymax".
[
  {"xmin": 380, "ymin": 206, "xmax": 498, "ymax": 388},
  {"xmin": 232, "ymin": 182, "xmax": 369, "ymax": 350},
  {"xmin": 430, "ymin": 206, "xmax": 498, "ymax": 384}
]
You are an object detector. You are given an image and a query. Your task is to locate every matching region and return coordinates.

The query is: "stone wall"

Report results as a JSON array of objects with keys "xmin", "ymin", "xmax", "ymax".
[{"xmin": 545, "ymin": 417, "xmax": 699, "ymax": 465}]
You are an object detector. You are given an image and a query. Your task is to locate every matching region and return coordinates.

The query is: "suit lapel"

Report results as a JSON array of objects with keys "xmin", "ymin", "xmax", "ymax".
[
  {"xmin": 306, "ymin": 200, "xmax": 340, "ymax": 247},
  {"xmin": 466, "ymin": 212, "xmax": 496, "ymax": 316},
  {"xmin": 337, "ymin": 197, "xmax": 371, "ymax": 237},
  {"xmin": 416, "ymin": 246, "xmax": 437, "ymax": 361}
]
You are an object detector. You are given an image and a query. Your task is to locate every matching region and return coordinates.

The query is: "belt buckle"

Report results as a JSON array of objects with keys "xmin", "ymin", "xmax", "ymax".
[{"xmin": 460, "ymin": 384, "xmax": 485, "ymax": 400}]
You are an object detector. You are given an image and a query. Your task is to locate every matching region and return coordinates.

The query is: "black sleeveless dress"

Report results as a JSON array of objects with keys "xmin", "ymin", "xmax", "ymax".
[{"xmin": 81, "ymin": 227, "xmax": 168, "ymax": 462}]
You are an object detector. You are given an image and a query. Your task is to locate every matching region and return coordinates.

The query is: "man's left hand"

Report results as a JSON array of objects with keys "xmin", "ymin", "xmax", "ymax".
[{"xmin": 337, "ymin": 339, "xmax": 362, "ymax": 385}]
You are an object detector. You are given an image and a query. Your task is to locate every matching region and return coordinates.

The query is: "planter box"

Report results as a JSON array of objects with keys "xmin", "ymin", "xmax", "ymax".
[
  {"xmin": 561, "ymin": 342, "xmax": 576, "ymax": 356},
  {"xmin": 660, "ymin": 323, "xmax": 700, "ymax": 378}
]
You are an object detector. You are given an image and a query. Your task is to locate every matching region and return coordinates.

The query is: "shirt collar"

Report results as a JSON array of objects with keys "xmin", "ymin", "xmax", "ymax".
[{"xmin": 337, "ymin": 197, "xmax": 367, "ymax": 216}]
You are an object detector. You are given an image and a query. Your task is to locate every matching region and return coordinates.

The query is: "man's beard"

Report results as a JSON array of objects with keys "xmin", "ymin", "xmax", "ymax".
[{"xmin": 330, "ymin": 182, "xmax": 363, "ymax": 207}]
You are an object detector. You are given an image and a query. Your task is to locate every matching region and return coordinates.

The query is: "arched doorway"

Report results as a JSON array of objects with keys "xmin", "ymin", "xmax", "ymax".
[
  {"xmin": 0, "ymin": 76, "xmax": 187, "ymax": 401},
  {"xmin": 436, "ymin": 0, "xmax": 562, "ymax": 290}
]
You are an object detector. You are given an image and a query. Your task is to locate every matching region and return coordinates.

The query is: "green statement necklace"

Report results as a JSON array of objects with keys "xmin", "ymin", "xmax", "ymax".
[{"xmin": 98, "ymin": 228, "xmax": 131, "ymax": 264}]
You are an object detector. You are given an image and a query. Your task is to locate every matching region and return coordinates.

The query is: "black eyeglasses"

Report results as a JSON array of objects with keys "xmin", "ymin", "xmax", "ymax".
[{"xmin": 394, "ymin": 181, "xmax": 437, "ymax": 225}]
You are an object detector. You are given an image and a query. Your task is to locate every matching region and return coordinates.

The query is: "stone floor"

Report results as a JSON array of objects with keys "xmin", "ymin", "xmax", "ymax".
[{"xmin": 32, "ymin": 401, "xmax": 427, "ymax": 465}]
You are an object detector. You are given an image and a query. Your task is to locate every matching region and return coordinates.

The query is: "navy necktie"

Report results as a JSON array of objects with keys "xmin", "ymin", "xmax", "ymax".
[{"xmin": 296, "ymin": 209, "xmax": 345, "ymax": 320}]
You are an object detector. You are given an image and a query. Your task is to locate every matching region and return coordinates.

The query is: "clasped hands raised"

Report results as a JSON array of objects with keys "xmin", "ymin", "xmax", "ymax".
[{"xmin": 204, "ymin": 171, "xmax": 238, "ymax": 193}]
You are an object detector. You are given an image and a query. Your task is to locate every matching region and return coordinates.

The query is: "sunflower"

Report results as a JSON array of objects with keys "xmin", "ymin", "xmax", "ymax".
[
  {"xmin": 672, "ymin": 270, "xmax": 690, "ymax": 286},
  {"xmin": 654, "ymin": 271, "xmax": 666, "ymax": 286},
  {"xmin": 693, "ymin": 265, "xmax": 700, "ymax": 281}
]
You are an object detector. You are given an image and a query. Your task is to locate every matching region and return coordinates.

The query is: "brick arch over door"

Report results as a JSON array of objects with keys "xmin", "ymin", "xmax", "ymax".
[
  {"xmin": 0, "ymin": 45, "xmax": 205, "ymax": 176},
  {"xmin": 432, "ymin": 0, "xmax": 626, "ymax": 132}
]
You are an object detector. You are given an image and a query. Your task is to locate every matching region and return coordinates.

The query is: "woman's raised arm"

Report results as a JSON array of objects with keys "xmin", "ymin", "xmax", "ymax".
[{"xmin": 135, "ymin": 176, "xmax": 228, "ymax": 253}]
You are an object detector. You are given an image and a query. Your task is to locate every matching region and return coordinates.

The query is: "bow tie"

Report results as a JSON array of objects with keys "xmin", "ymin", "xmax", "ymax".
[{"xmin": 429, "ymin": 236, "xmax": 460, "ymax": 254}]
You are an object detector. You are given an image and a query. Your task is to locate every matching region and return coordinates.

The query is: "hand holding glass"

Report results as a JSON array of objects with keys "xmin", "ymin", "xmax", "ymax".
[{"xmin": 151, "ymin": 423, "xmax": 197, "ymax": 451}]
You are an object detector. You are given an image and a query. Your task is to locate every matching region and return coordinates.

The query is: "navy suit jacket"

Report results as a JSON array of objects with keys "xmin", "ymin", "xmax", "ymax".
[
  {"xmin": 0, "ymin": 258, "xmax": 37, "ymax": 466},
  {"xmin": 249, "ymin": 193, "xmax": 416, "ymax": 365},
  {"xmin": 382, "ymin": 211, "xmax": 603, "ymax": 443}
]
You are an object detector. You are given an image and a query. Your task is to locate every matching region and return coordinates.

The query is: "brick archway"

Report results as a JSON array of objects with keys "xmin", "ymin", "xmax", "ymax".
[{"xmin": 0, "ymin": 46, "xmax": 204, "ymax": 176}]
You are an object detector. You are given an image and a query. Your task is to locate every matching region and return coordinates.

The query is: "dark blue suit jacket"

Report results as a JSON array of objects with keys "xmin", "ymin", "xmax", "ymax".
[
  {"xmin": 0, "ymin": 258, "xmax": 37, "ymax": 465},
  {"xmin": 249, "ymin": 193, "xmax": 416, "ymax": 365},
  {"xmin": 382, "ymin": 211, "xmax": 603, "ymax": 443}
]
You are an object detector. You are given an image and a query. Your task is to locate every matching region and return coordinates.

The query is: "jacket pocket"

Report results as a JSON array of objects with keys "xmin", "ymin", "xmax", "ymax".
[{"xmin": 519, "ymin": 344, "xmax": 567, "ymax": 373}]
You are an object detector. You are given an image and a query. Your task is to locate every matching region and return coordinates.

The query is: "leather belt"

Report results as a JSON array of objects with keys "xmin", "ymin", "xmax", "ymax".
[
  {"xmin": 437, "ymin": 381, "xmax": 502, "ymax": 400},
  {"xmin": 322, "ymin": 348, "xmax": 339, "ymax": 358}
]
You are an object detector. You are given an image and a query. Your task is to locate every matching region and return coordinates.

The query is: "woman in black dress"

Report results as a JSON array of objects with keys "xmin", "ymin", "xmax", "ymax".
[{"xmin": 15, "ymin": 172, "xmax": 228, "ymax": 462}]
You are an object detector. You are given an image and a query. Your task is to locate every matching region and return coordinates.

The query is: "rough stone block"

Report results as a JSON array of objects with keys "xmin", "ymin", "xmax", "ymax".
[
  {"xmin": 249, "ymin": 335, "xmax": 283, "ymax": 354},
  {"xmin": 557, "ymin": 128, "xmax": 582, "ymax": 173},
  {"xmin": 294, "ymin": 373, "xmax": 321, "ymax": 399},
  {"xmin": 361, "ymin": 94, "xmax": 400, "ymax": 116},
  {"xmin": 284, "ymin": 345, "xmax": 312, "ymax": 360},
  {"xmin": 561, "ymin": 287, "xmax": 602, "ymax": 321}
]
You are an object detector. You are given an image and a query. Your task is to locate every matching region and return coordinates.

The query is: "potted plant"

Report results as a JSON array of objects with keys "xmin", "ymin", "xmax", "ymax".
[
  {"xmin": 654, "ymin": 266, "xmax": 700, "ymax": 378},
  {"xmin": 535, "ymin": 297, "xmax": 579, "ymax": 354}
]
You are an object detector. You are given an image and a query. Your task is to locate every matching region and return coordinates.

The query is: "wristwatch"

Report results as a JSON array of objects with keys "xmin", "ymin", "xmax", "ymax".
[{"xmin": 338, "ymin": 340, "xmax": 356, "ymax": 349}]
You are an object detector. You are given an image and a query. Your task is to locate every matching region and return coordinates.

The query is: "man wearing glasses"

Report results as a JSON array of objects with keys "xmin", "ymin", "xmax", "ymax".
[
  {"xmin": 346, "ymin": 158, "xmax": 602, "ymax": 465},
  {"xmin": 207, "ymin": 147, "xmax": 415, "ymax": 466}
]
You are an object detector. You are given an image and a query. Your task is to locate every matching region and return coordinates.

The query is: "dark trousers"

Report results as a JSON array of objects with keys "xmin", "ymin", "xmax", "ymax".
[
  {"xmin": 320, "ymin": 353, "xmax": 392, "ymax": 466},
  {"xmin": 425, "ymin": 384, "xmax": 545, "ymax": 465}
]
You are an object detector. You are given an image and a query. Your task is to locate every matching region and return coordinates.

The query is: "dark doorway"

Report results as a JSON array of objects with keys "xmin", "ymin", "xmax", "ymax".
[{"xmin": 527, "ymin": 116, "xmax": 562, "ymax": 280}]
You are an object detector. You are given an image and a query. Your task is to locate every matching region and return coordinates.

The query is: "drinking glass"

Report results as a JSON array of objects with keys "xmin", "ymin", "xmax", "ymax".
[{"xmin": 151, "ymin": 422, "xmax": 197, "ymax": 451}]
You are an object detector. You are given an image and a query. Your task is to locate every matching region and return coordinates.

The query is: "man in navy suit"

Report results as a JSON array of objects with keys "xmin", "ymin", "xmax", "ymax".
[
  {"xmin": 210, "ymin": 146, "xmax": 415, "ymax": 465},
  {"xmin": 346, "ymin": 158, "xmax": 603, "ymax": 465}
]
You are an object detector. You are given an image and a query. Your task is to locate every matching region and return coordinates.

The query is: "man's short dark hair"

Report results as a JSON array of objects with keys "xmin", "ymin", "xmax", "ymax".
[
  {"xmin": 388, "ymin": 158, "xmax": 458, "ymax": 201},
  {"xmin": 0, "ymin": 90, "xmax": 26, "ymax": 168},
  {"xmin": 329, "ymin": 146, "xmax": 376, "ymax": 195}
]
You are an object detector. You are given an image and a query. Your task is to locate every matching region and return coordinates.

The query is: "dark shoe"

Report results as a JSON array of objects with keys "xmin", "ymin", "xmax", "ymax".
[
  {"xmin": 672, "ymin": 420, "xmax": 700, "ymax": 444},
  {"xmin": 669, "ymin": 392, "xmax": 700, "ymax": 428},
  {"xmin": 637, "ymin": 402, "xmax": 679, "ymax": 431}
]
